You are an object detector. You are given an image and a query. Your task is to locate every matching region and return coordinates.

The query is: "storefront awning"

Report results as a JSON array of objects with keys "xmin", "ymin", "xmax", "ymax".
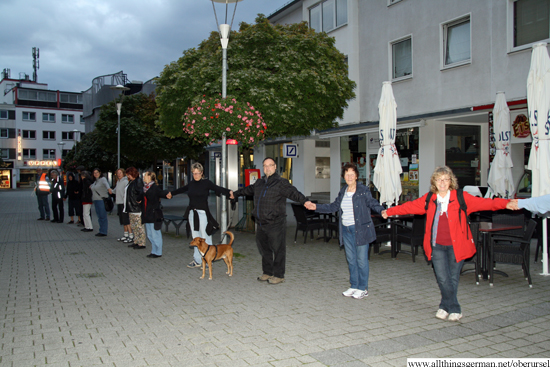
[{"xmin": 318, "ymin": 120, "xmax": 426, "ymax": 139}]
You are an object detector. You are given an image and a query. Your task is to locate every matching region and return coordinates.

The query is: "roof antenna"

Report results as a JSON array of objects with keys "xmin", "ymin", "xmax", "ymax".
[{"xmin": 32, "ymin": 47, "xmax": 39, "ymax": 82}]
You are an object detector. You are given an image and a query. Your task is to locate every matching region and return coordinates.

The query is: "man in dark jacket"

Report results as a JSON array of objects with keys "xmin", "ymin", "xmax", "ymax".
[{"xmin": 232, "ymin": 157, "xmax": 312, "ymax": 284}]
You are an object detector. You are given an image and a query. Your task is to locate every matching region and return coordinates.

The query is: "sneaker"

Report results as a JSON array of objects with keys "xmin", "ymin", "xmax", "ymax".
[
  {"xmin": 123, "ymin": 237, "xmax": 134, "ymax": 243},
  {"xmin": 37, "ymin": 218, "xmax": 44, "ymax": 221},
  {"xmin": 117, "ymin": 236, "xmax": 128, "ymax": 242},
  {"xmin": 351, "ymin": 289, "xmax": 368, "ymax": 299},
  {"xmin": 435, "ymin": 309, "xmax": 449, "ymax": 320},
  {"xmin": 187, "ymin": 260, "xmax": 202, "ymax": 268},
  {"xmin": 448, "ymin": 313, "xmax": 463, "ymax": 322},
  {"xmin": 257, "ymin": 274, "xmax": 273, "ymax": 282},
  {"xmin": 268, "ymin": 277, "xmax": 285, "ymax": 284},
  {"xmin": 67, "ymin": 221, "xmax": 74, "ymax": 224},
  {"xmin": 342, "ymin": 288, "xmax": 358, "ymax": 297}
]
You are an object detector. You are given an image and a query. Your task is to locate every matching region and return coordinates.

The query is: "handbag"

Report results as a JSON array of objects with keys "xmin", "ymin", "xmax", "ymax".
[
  {"xmin": 103, "ymin": 197, "xmax": 114, "ymax": 212},
  {"xmin": 153, "ymin": 208, "xmax": 164, "ymax": 230}
]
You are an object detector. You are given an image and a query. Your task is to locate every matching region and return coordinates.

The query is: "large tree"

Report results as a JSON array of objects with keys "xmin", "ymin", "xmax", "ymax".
[
  {"xmin": 88, "ymin": 93, "xmax": 201, "ymax": 172},
  {"xmin": 156, "ymin": 15, "xmax": 356, "ymax": 140}
]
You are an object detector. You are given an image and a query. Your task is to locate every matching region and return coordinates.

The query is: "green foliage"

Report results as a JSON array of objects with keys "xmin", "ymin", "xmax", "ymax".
[
  {"xmin": 62, "ymin": 130, "xmax": 118, "ymax": 173},
  {"xmin": 156, "ymin": 15, "xmax": 356, "ymax": 140},
  {"xmin": 91, "ymin": 93, "xmax": 202, "ymax": 171}
]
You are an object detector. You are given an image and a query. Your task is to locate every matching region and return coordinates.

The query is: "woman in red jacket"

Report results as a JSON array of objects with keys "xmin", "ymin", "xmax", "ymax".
[{"xmin": 382, "ymin": 166, "xmax": 515, "ymax": 322}]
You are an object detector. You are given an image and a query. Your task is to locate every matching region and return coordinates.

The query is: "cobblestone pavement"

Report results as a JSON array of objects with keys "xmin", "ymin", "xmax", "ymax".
[{"xmin": 1, "ymin": 189, "xmax": 549, "ymax": 366}]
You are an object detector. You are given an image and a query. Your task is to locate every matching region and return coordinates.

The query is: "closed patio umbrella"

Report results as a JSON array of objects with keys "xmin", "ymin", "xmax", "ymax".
[
  {"xmin": 487, "ymin": 92, "xmax": 514, "ymax": 198},
  {"xmin": 526, "ymin": 42, "xmax": 550, "ymax": 275},
  {"xmin": 373, "ymin": 81, "xmax": 402, "ymax": 207}
]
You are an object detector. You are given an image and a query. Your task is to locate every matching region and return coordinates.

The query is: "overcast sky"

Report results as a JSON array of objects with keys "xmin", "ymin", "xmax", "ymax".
[{"xmin": 0, "ymin": 0, "xmax": 293, "ymax": 93}]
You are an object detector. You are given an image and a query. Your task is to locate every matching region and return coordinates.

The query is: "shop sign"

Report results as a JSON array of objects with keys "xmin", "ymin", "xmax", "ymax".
[
  {"xmin": 17, "ymin": 129, "xmax": 22, "ymax": 160},
  {"xmin": 512, "ymin": 113, "xmax": 530, "ymax": 138},
  {"xmin": 283, "ymin": 143, "xmax": 297, "ymax": 158},
  {"xmin": 1, "ymin": 161, "xmax": 14, "ymax": 168},
  {"xmin": 25, "ymin": 160, "xmax": 59, "ymax": 167}
]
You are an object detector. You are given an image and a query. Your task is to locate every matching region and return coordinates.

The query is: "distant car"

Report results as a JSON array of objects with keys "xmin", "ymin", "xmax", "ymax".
[{"xmin": 516, "ymin": 170, "xmax": 531, "ymax": 199}]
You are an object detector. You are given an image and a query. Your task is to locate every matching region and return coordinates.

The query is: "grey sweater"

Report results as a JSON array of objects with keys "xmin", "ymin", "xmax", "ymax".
[{"xmin": 91, "ymin": 177, "xmax": 110, "ymax": 201}]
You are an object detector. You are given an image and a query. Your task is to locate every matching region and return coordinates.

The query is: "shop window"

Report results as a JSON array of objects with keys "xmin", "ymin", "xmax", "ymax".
[
  {"xmin": 445, "ymin": 124, "xmax": 481, "ymax": 187},
  {"xmin": 340, "ymin": 134, "xmax": 367, "ymax": 187},
  {"xmin": 442, "ymin": 15, "xmax": 471, "ymax": 68},
  {"xmin": 395, "ymin": 127, "xmax": 419, "ymax": 201},
  {"xmin": 315, "ymin": 157, "xmax": 331, "ymax": 179},
  {"xmin": 265, "ymin": 144, "xmax": 292, "ymax": 182}
]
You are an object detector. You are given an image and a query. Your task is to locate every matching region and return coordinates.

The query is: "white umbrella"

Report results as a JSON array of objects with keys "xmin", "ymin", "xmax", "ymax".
[
  {"xmin": 373, "ymin": 81, "xmax": 402, "ymax": 207},
  {"xmin": 526, "ymin": 42, "xmax": 550, "ymax": 275},
  {"xmin": 487, "ymin": 92, "xmax": 514, "ymax": 198}
]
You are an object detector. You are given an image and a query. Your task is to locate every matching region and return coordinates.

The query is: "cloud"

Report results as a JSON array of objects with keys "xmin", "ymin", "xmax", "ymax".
[{"xmin": 0, "ymin": 0, "xmax": 292, "ymax": 92}]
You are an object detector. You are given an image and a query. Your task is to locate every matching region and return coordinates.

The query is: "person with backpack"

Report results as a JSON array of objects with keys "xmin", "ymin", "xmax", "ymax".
[{"xmin": 382, "ymin": 166, "xmax": 516, "ymax": 322}]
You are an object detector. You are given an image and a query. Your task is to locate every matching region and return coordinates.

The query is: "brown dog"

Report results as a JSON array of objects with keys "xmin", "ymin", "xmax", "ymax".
[{"xmin": 189, "ymin": 231, "xmax": 234, "ymax": 280}]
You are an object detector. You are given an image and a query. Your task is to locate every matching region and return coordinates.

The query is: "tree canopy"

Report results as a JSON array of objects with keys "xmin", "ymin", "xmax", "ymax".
[
  {"xmin": 156, "ymin": 15, "xmax": 356, "ymax": 141},
  {"xmin": 64, "ymin": 93, "xmax": 202, "ymax": 173}
]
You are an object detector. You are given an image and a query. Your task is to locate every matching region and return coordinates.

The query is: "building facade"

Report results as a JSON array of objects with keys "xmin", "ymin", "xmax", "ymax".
[
  {"xmin": 267, "ymin": 0, "xmax": 541, "ymax": 201},
  {"xmin": 0, "ymin": 71, "xmax": 85, "ymax": 189}
]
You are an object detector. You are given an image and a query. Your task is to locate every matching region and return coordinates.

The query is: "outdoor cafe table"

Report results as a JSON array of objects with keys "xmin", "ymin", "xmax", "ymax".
[
  {"xmin": 376, "ymin": 214, "xmax": 414, "ymax": 258},
  {"xmin": 478, "ymin": 221, "xmax": 523, "ymax": 281}
]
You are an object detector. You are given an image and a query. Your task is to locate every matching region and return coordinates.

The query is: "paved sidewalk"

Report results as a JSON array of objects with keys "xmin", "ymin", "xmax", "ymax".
[{"xmin": 0, "ymin": 189, "xmax": 549, "ymax": 366}]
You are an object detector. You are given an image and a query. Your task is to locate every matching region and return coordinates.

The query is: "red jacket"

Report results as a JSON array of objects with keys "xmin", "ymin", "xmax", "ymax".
[{"xmin": 386, "ymin": 191, "xmax": 509, "ymax": 262}]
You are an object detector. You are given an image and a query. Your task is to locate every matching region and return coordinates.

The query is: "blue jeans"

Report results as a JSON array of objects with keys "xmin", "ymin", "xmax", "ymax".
[
  {"xmin": 93, "ymin": 200, "xmax": 108, "ymax": 235},
  {"xmin": 342, "ymin": 225, "xmax": 370, "ymax": 290},
  {"xmin": 145, "ymin": 223, "xmax": 163, "ymax": 255},
  {"xmin": 431, "ymin": 244, "xmax": 464, "ymax": 314},
  {"xmin": 37, "ymin": 194, "xmax": 50, "ymax": 219},
  {"xmin": 189, "ymin": 210, "xmax": 211, "ymax": 264}
]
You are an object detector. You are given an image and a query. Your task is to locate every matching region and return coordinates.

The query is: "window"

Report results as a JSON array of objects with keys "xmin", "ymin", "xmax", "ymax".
[
  {"xmin": 62, "ymin": 114, "xmax": 74, "ymax": 124},
  {"xmin": 0, "ymin": 128, "xmax": 15, "ymax": 138},
  {"xmin": 43, "ymin": 149, "xmax": 56, "ymax": 159},
  {"xmin": 60, "ymin": 93, "xmax": 82, "ymax": 104},
  {"xmin": 80, "ymin": 115, "xmax": 85, "ymax": 124},
  {"xmin": 62, "ymin": 131, "xmax": 75, "ymax": 140},
  {"xmin": 0, "ymin": 149, "xmax": 9, "ymax": 159},
  {"xmin": 22, "ymin": 130, "xmax": 36, "ymax": 139},
  {"xmin": 0, "ymin": 110, "xmax": 8, "ymax": 119},
  {"xmin": 23, "ymin": 149, "xmax": 36, "ymax": 159},
  {"xmin": 442, "ymin": 16, "xmax": 471, "ymax": 67},
  {"xmin": 309, "ymin": 0, "xmax": 347, "ymax": 32},
  {"xmin": 62, "ymin": 149, "xmax": 70, "ymax": 158},
  {"xmin": 18, "ymin": 89, "xmax": 56, "ymax": 102},
  {"xmin": 22, "ymin": 112, "xmax": 36, "ymax": 121},
  {"xmin": 43, "ymin": 131, "xmax": 56, "ymax": 140},
  {"xmin": 392, "ymin": 36, "xmax": 412, "ymax": 80},
  {"xmin": 42, "ymin": 113, "xmax": 55, "ymax": 123},
  {"xmin": 513, "ymin": 0, "xmax": 550, "ymax": 48}
]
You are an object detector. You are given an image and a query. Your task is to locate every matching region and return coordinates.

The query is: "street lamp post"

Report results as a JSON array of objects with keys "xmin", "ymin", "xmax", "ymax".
[
  {"xmin": 110, "ymin": 85, "xmax": 130, "ymax": 169},
  {"xmin": 72, "ymin": 129, "xmax": 80, "ymax": 156},
  {"xmin": 211, "ymin": 0, "xmax": 244, "ymax": 236},
  {"xmin": 57, "ymin": 142, "xmax": 65, "ymax": 167}
]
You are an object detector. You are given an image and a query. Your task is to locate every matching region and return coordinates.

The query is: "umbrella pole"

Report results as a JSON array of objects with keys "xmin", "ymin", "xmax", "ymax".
[{"xmin": 542, "ymin": 217, "xmax": 549, "ymax": 276}]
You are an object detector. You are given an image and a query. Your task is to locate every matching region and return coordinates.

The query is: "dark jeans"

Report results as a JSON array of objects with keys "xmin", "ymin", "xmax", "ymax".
[
  {"xmin": 68, "ymin": 199, "xmax": 81, "ymax": 217},
  {"xmin": 255, "ymin": 219, "xmax": 287, "ymax": 278},
  {"xmin": 37, "ymin": 194, "xmax": 50, "ymax": 219},
  {"xmin": 431, "ymin": 244, "xmax": 464, "ymax": 314},
  {"xmin": 51, "ymin": 197, "xmax": 64, "ymax": 222}
]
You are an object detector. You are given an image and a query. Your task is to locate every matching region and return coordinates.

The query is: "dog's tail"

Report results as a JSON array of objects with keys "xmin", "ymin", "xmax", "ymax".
[{"xmin": 224, "ymin": 231, "xmax": 234, "ymax": 246}]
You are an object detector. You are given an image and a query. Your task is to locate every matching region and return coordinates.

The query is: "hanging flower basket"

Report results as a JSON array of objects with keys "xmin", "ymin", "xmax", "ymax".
[{"xmin": 183, "ymin": 95, "xmax": 267, "ymax": 148}]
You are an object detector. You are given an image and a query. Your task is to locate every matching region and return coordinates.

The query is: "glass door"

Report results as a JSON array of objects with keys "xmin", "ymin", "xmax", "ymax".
[{"xmin": 445, "ymin": 124, "xmax": 481, "ymax": 187}]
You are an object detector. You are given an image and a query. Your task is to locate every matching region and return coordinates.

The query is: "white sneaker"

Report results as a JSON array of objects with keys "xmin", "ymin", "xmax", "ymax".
[
  {"xmin": 435, "ymin": 309, "xmax": 449, "ymax": 320},
  {"xmin": 351, "ymin": 289, "xmax": 368, "ymax": 299},
  {"xmin": 342, "ymin": 288, "xmax": 358, "ymax": 297},
  {"xmin": 448, "ymin": 313, "xmax": 463, "ymax": 321}
]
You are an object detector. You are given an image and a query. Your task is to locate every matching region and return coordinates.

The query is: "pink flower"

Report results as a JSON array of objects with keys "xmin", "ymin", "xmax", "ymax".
[
  {"xmin": 203, "ymin": 117, "xmax": 207, "ymax": 120},
  {"xmin": 205, "ymin": 133, "xmax": 209, "ymax": 137},
  {"xmin": 226, "ymin": 127, "xmax": 230, "ymax": 132}
]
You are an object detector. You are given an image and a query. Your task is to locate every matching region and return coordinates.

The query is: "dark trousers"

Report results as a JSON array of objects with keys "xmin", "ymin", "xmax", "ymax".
[
  {"xmin": 255, "ymin": 219, "xmax": 287, "ymax": 278},
  {"xmin": 37, "ymin": 194, "xmax": 50, "ymax": 219},
  {"xmin": 51, "ymin": 197, "xmax": 64, "ymax": 222}
]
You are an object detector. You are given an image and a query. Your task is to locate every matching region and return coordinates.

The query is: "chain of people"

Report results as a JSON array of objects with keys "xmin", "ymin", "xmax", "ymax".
[{"xmin": 33, "ymin": 160, "xmax": 549, "ymax": 322}]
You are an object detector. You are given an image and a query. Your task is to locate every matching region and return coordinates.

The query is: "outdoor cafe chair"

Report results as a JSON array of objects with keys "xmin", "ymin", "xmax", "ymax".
[
  {"xmin": 392, "ymin": 214, "xmax": 426, "ymax": 262},
  {"xmin": 489, "ymin": 219, "xmax": 537, "ymax": 288},
  {"xmin": 291, "ymin": 203, "xmax": 324, "ymax": 244},
  {"xmin": 461, "ymin": 221, "xmax": 481, "ymax": 284}
]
